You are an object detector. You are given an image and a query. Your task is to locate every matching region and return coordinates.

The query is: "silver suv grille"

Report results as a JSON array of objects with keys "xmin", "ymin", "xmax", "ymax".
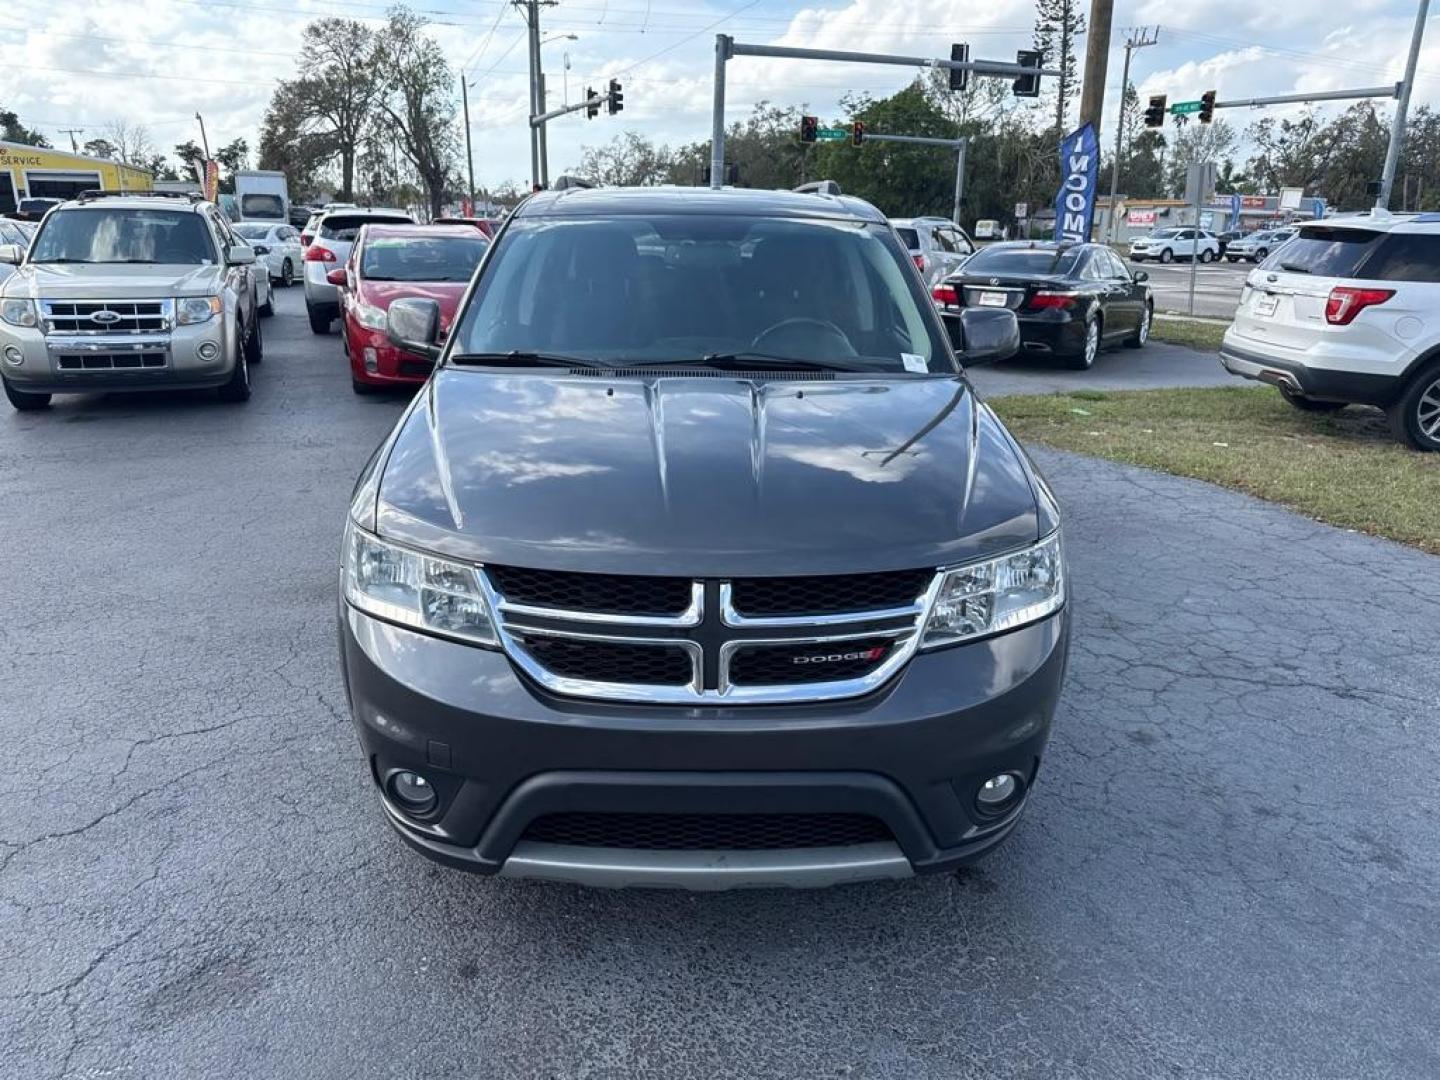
[
  {"xmin": 481, "ymin": 567, "xmax": 940, "ymax": 705},
  {"xmin": 43, "ymin": 299, "xmax": 173, "ymax": 335}
]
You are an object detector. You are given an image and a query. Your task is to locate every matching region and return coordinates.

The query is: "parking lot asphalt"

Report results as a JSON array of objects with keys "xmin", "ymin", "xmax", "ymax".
[
  {"xmin": 1136, "ymin": 258, "xmax": 1249, "ymax": 318},
  {"xmin": 3, "ymin": 288, "xmax": 1438, "ymax": 1079},
  {"xmin": 967, "ymin": 338, "xmax": 1234, "ymax": 398}
]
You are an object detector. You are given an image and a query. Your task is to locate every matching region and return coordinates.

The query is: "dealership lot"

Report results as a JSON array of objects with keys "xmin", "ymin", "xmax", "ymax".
[
  {"xmin": 1135, "ymin": 258, "xmax": 1250, "ymax": 317},
  {"xmin": 2, "ymin": 289, "xmax": 1437, "ymax": 1078}
]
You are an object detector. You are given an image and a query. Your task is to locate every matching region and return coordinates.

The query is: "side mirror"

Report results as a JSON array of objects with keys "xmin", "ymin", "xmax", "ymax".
[
  {"xmin": 326, "ymin": 267, "xmax": 348, "ymax": 287},
  {"xmin": 227, "ymin": 246, "xmax": 256, "ymax": 266},
  {"xmin": 254, "ymin": 244, "xmax": 270, "ymax": 256},
  {"xmin": 945, "ymin": 306, "xmax": 1020, "ymax": 365},
  {"xmin": 0, "ymin": 245, "xmax": 20, "ymax": 266},
  {"xmin": 1133, "ymin": 270, "xmax": 1149, "ymax": 283},
  {"xmin": 386, "ymin": 298, "xmax": 442, "ymax": 360}
]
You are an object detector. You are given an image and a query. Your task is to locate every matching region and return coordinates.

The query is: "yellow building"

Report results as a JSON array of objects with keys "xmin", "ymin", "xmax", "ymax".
[{"xmin": 0, "ymin": 141, "xmax": 152, "ymax": 212}]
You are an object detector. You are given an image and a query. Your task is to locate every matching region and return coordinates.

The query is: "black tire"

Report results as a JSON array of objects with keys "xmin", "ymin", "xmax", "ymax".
[
  {"xmin": 258, "ymin": 291, "xmax": 274, "ymax": 318},
  {"xmin": 1158, "ymin": 248, "xmax": 1174, "ymax": 264},
  {"xmin": 1278, "ymin": 385, "xmax": 1346, "ymax": 413},
  {"xmin": 352, "ymin": 377, "xmax": 378, "ymax": 396},
  {"xmin": 217, "ymin": 335, "xmax": 251, "ymax": 403},
  {"xmin": 245, "ymin": 316, "xmax": 263, "ymax": 364},
  {"xmin": 1253, "ymin": 249, "xmax": 1268, "ymax": 262},
  {"xmin": 280, "ymin": 259, "xmax": 294, "ymax": 287},
  {"xmin": 3, "ymin": 377, "xmax": 51, "ymax": 411},
  {"xmin": 1385, "ymin": 359, "xmax": 1440, "ymax": 451},
  {"xmin": 308, "ymin": 306, "xmax": 331, "ymax": 335},
  {"xmin": 1067, "ymin": 314, "xmax": 1101, "ymax": 370},
  {"xmin": 1226, "ymin": 256, "xmax": 1239, "ymax": 263},
  {"xmin": 1125, "ymin": 304, "xmax": 1152, "ymax": 349},
  {"xmin": 1199, "ymin": 248, "xmax": 1215, "ymax": 264}
]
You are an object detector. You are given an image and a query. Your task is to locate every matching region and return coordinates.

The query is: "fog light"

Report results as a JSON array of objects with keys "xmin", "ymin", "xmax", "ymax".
[
  {"xmin": 362, "ymin": 347, "xmax": 378, "ymax": 373},
  {"xmin": 196, "ymin": 341, "xmax": 219, "ymax": 362},
  {"xmin": 975, "ymin": 772, "xmax": 1024, "ymax": 816},
  {"xmin": 3, "ymin": 345, "xmax": 22, "ymax": 366},
  {"xmin": 387, "ymin": 770, "xmax": 438, "ymax": 816}
]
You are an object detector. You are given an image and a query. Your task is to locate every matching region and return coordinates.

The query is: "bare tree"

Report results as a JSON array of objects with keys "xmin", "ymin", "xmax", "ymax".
[
  {"xmin": 578, "ymin": 132, "xmax": 674, "ymax": 187},
  {"xmin": 103, "ymin": 120, "xmax": 157, "ymax": 167}
]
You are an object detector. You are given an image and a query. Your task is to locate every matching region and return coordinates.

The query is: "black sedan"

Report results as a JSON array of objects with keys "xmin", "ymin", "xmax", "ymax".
[{"xmin": 933, "ymin": 242, "xmax": 1152, "ymax": 370}]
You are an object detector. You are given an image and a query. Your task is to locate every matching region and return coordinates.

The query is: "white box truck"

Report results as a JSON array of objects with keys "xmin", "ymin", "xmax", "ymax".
[{"xmin": 234, "ymin": 170, "xmax": 289, "ymax": 223}]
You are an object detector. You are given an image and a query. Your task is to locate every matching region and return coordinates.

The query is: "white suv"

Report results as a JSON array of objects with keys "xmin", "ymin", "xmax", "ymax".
[
  {"xmin": 1220, "ymin": 212, "xmax": 1440, "ymax": 450},
  {"xmin": 1129, "ymin": 227, "xmax": 1221, "ymax": 264}
]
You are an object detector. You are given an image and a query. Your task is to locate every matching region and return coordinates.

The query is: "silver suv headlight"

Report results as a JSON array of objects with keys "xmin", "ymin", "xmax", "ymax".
[
  {"xmin": 342, "ymin": 522, "xmax": 498, "ymax": 647},
  {"xmin": 0, "ymin": 298, "xmax": 38, "ymax": 328},
  {"xmin": 176, "ymin": 296, "xmax": 222, "ymax": 325},
  {"xmin": 921, "ymin": 531, "xmax": 1064, "ymax": 649}
]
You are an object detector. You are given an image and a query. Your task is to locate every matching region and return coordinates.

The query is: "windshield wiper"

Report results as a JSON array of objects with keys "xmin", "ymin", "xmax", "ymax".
[
  {"xmin": 448, "ymin": 350, "xmax": 609, "ymax": 370},
  {"xmin": 1277, "ymin": 262, "xmax": 1311, "ymax": 274},
  {"xmin": 644, "ymin": 352, "xmax": 862, "ymax": 372}
]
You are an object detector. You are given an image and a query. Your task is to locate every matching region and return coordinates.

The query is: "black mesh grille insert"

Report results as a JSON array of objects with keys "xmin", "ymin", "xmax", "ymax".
[
  {"xmin": 729, "ymin": 637, "xmax": 895, "ymax": 686},
  {"xmin": 489, "ymin": 565, "xmax": 692, "ymax": 616},
  {"xmin": 729, "ymin": 569, "xmax": 933, "ymax": 617},
  {"xmin": 516, "ymin": 634, "xmax": 692, "ymax": 686},
  {"xmin": 522, "ymin": 812, "xmax": 891, "ymax": 850}
]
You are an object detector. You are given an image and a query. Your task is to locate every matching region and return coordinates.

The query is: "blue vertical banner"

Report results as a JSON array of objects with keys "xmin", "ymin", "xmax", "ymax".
[
  {"xmin": 1053, "ymin": 123, "xmax": 1100, "ymax": 243},
  {"xmin": 1229, "ymin": 193, "xmax": 1242, "ymax": 231}
]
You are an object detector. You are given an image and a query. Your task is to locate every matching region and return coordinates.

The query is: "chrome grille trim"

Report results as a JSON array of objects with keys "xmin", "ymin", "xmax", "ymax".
[
  {"xmin": 41, "ymin": 299, "xmax": 174, "ymax": 335},
  {"xmin": 717, "ymin": 581, "xmax": 925, "ymax": 628},
  {"xmin": 479, "ymin": 569, "xmax": 944, "ymax": 705}
]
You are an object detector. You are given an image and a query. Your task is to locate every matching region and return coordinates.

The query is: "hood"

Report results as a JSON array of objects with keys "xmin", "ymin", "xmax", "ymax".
[
  {"xmin": 5, "ymin": 262, "xmax": 224, "ymax": 299},
  {"xmin": 372, "ymin": 371, "xmax": 1041, "ymax": 577},
  {"xmin": 357, "ymin": 281, "xmax": 467, "ymax": 331}
]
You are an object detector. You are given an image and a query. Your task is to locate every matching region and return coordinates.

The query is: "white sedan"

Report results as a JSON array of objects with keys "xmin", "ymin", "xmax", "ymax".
[{"xmin": 232, "ymin": 222, "xmax": 304, "ymax": 287}]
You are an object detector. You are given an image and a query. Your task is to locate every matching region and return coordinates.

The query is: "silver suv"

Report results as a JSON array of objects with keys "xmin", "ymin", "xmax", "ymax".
[
  {"xmin": 302, "ymin": 207, "xmax": 413, "ymax": 333},
  {"xmin": 891, "ymin": 216, "xmax": 976, "ymax": 290},
  {"xmin": 0, "ymin": 191, "xmax": 261, "ymax": 410}
]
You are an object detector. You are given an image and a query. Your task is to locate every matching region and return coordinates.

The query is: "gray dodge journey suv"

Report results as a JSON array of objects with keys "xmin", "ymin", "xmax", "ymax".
[{"xmin": 338, "ymin": 183, "xmax": 1070, "ymax": 889}]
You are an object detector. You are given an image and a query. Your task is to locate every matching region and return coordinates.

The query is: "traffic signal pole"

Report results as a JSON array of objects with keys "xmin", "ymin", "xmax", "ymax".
[
  {"xmin": 710, "ymin": 35, "xmax": 1060, "ymax": 191},
  {"xmin": 850, "ymin": 132, "xmax": 969, "ymax": 224}
]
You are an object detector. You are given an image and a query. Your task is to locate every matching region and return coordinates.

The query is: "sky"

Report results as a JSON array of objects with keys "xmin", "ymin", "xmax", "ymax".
[{"xmin": 1, "ymin": 0, "xmax": 1436, "ymax": 193}]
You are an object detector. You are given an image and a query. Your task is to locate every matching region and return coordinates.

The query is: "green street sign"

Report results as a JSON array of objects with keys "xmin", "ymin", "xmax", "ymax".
[
  {"xmin": 1170, "ymin": 100, "xmax": 1203, "ymax": 115},
  {"xmin": 816, "ymin": 128, "xmax": 848, "ymax": 140}
]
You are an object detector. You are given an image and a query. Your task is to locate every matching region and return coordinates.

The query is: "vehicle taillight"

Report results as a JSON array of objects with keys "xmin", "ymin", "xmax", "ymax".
[
  {"xmin": 1026, "ymin": 291, "xmax": 1077, "ymax": 310},
  {"xmin": 932, "ymin": 284, "xmax": 959, "ymax": 306},
  {"xmin": 300, "ymin": 232, "xmax": 313, "ymax": 247},
  {"xmin": 913, "ymin": 254, "xmax": 927, "ymax": 272},
  {"xmin": 1324, "ymin": 286, "xmax": 1394, "ymax": 325},
  {"xmin": 304, "ymin": 245, "xmax": 337, "ymax": 263}
]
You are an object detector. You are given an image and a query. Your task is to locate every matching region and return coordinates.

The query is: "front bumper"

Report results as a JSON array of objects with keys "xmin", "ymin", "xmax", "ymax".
[
  {"xmin": 339, "ymin": 603, "xmax": 1070, "ymax": 888},
  {"xmin": 345, "ymin": 324, "xmax": 434, "ymax": 385},
  {"xmin": 0, "ymin": 322, "xmax": 237, "ymax": 394}
]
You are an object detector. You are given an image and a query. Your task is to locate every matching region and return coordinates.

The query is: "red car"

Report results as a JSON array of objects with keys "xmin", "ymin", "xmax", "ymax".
[
  {"xmin": 330, "ymin": 224, "xmax": 489, "ymax": 394},
  {"xmin": 433, "ymin": 216, "xmax": 499, "ymax": 239}
]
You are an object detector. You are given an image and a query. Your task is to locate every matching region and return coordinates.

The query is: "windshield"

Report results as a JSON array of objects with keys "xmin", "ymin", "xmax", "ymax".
[
  {"xmin": 962, "ymin": 246, "xmax": 1080, "ymax": 276},
  {"xmin": 362, "ymin": 235, "xmax": 488, "ymax": 282},
  {"xmin": 28, "ymin": 208, "xmax": 215, "ymax": 265},
  {"xmin": 232, "ymin": 223, "xmax": 272, "ymax": 240},
  {"xmin": 240, "ymin": 194, "xmax": 285, "ymax": 220},
  {"xmin": 450, "ymin": 214, "xmax": 949, "ymax": 372}
]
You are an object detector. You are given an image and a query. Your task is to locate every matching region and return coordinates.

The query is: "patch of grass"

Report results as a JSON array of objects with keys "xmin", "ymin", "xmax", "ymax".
[
  {"xmin": 1149, "ymin": 317, "xmax": 1227, "ymax": 353},
  {"xmin": 991, "ymin": 385, "xmax": 1440, "ymax": 554}
]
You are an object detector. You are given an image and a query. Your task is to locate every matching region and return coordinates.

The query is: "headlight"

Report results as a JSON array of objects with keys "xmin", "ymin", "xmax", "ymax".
[
  {"xmin": 343, "ymin": 523, "xmax": 497, "ymax": 647},
  {"xmin": 355, "ymin": 301, "xmax": 388, "ymax": 330},
  {"xmin": 176, "ymin": 296, "xmax": 222, "ymax": 325},
  {"xmin": 921, "ymin": 531, "xmax": 1064, "ymax": 649},
  {"xmin": 0, "ymin": 298, "xmax": 38, "ymax": 328}
]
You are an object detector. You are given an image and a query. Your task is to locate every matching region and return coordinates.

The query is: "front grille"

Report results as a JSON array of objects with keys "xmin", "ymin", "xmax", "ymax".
[
  {"xmin": 44, "ymin": 300, "xmax": 170, "ymax": 334},
  {"xmin": 490, "ymin": 565, "xmax": 692, "ymax": 617},
  {"xmin": 729, "ymin": 637, "xmax": 896, "ymax": 686},
  {"xmin": 56, "ymin": 352, "xmax": 166, "ymax": 371},
  {"xmin": 521, "ymin": 812, "xmax": 892, "ymax": 850},
  {"xmin": 515, "ymin": 633, "xmax": 693, "ymax": 686},
  {"xmin": 398, "ymin": 360, "xmax": 434, "ymax": 378},
  {"xmin": 729, "ymin": 569, "xmax": 932, "ymax": 617}
]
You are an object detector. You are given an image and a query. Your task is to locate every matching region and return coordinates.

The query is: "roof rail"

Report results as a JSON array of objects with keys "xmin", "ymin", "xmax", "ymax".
[
  {"xmin": 794, "ymin": 180, "xmax": 842, "ymax": 196},
  {"xmin": 550, "ymin": 175, "xmax": 596, "ymax": 191},
  {"xmin": 75, "ymin": 189, "xmax": 204, "ymax": 203}
]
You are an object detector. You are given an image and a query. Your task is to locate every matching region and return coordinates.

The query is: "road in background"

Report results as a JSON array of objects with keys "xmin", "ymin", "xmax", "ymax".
[
  {"xmin": 1131, "ymin": 258, "xmax": 1251, "ymax": 318},
  {"xmin": 968, "ymin": 339, "xmax": 1233, "ymax": 397},
  {"xmin": 3, "ymin": 291, "xmax": 1437, "ymax": 1078}
]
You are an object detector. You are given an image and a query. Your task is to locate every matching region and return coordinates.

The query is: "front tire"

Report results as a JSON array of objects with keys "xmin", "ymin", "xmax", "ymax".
[
  {"xmin": 280, "ymin": 259, "xmax": 295, "ymax": 287},
  {"xmin": 1158, "ymin": 248, "xmax": 1174, "ymax": 264},
  {"xmin": 244, "ymin": 316, "xmax": 263, "ymax": 364},
  {"xmin": 1253, "ymin": 249, "xmax": 1268, "ymax": 262},
  {"xmin": 1386, "ymin": 360, "xmax": 1440, "ymax": 451},
  {"xmin": 1199, "ymin": 249, "xmax": 1215, "ymax": 264},
  {"xmin": 1279, "ymin": 385, "xmax": 1346, "ymax": 413},
  {"xmin": 1125, "ymin": 304, "xmax": 1151, "ymax": 348},
  {"xmin": 3, "ymin": 377, "xmax": 51, "ymax": 411},
  {"xmin": 217, "ymin": 335, "xmax": 251, "ymax": 403},
  {"xmin": 1068, "ymin": 315, "xmax": 1101, "ymax": 370},
  {"xmin": 258, "ymin": 291, "xmax": 274, "ymax": 318}
]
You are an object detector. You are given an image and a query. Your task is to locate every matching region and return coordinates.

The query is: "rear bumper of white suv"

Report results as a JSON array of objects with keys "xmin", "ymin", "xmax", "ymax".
[{"xmin": 1219, "ymin": 337, "xmax": 1406, "ymax": 405}]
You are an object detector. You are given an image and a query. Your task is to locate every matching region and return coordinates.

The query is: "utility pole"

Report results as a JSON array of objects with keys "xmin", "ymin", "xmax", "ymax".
[
  {"xmin": 517, "ymin": 0, "xmax": 558, "ymax": 190},
  {"xmin": 461, "ymin": 74, "xmax": 476, "ymax": 213},
  {"xmin": 1105, "ymin": 27, "xmax": 1158, "ymax": 242},
  {"xmin": 195, "ymin": 113, "xmax": 211, "ymax": 159},
  {"xmin": 1078, "ymin": 0, "xmax": 1115, "ymax": 133},
  {"xmin": 60, "ymin": 129, "xmax": 84, "ymax": 153},
  {"xmin": 1377, "ymin": 0, "xmax": 1430, "ymax": 209}
]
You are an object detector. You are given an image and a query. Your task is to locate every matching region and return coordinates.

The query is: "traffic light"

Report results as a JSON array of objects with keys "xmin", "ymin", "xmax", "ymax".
[
  {"xmin": 949, "ymin": 43, "xmax": 970, "ymax": 92},
  {"xmin": 1199, "ymin": 89, "xmax": 1216, "ymax": 124},
  {"xmin": 1144, "ymin": 94, "xmax": 1167, "ymax": 128},
  {"xmin": 1012, "ymin": 50, "xmax": 1041, "ymax": 98},
  {"xmin": 585, "ymin": 87, "xmax": 600, "ymax": 120},
  {"xmin": 606, "ymin": 79, "xmax": 623, "ymax": 115},
  {"xmin": 800, "ymin": 115, "xmax": 818, "ymax": 143},
  {"xmin": 851, "ymin": 121, "xmax": 865, "ymax": 147}
]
